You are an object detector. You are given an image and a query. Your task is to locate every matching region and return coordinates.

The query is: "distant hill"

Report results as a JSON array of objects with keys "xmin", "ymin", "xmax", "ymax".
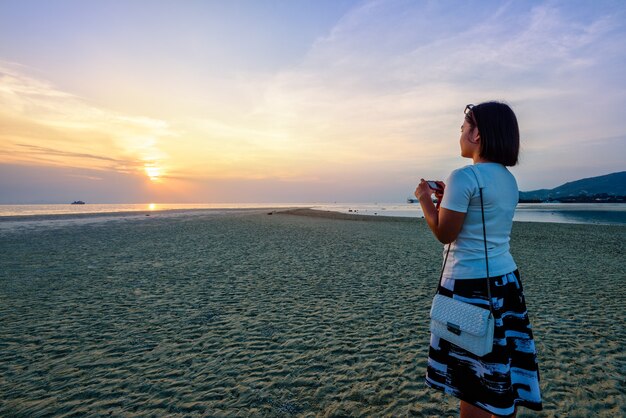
[{"xmin": 519, "ymin": 171, "xmax": 626, "ymax": 203}]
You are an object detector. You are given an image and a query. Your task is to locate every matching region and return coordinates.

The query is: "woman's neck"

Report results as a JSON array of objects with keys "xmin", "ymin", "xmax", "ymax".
[{"xmin": 472, "ymin": 156, "xmax": 493, "ymax": 164}]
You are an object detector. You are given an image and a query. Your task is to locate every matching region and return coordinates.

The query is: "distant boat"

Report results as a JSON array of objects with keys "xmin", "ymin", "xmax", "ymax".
[
  {"xmin": 71, "ymin": 200, "xmax": 85, "ymax": 205},
  {"xmin": 407, "ymin": 197, "xmax": 438, "ymax": 204}
]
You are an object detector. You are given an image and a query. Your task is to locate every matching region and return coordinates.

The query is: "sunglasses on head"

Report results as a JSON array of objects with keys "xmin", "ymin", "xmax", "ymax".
[{"xmin": 464, "ymin": 104, "xmax": 475, "ymax": 115}]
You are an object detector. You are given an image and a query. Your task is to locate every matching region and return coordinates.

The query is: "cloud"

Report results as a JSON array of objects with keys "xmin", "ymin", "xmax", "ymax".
[
  {"xmin": 249, "ymin": 0, "xmax": 626, "ymax": 181},
  {"xmin": 14, "ymin": 143, "xmax": 125, "ymax": 163},
  {"xmin": 0, "ymin": 62, "xmax": 174, "ymax": 175}
]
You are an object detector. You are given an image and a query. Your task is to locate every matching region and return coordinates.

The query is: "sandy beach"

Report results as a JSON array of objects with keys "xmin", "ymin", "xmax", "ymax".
[{"xmin": 0, "ymin": 208, "xmax": 624, "ymax": 417}]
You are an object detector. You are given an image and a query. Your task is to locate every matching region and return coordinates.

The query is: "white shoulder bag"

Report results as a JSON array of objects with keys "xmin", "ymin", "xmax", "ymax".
[{"xmin": 429, "ymin": 166, "xmax": 495, "ymax": 357}]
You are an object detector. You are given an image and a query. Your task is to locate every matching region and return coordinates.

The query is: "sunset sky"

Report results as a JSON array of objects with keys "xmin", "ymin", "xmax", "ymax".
[{"xmin": 1, "ymin": 0, "xmax": 625, "ymax": 203}]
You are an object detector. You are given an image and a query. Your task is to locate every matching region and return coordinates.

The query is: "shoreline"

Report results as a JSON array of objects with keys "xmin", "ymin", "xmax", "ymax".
[
  {"xmin": 0, "ymin": 207, "xmax": 306, "ymax": 235},
  {"xmin": 278, "ymin": 208, "xmax": 418, "ymax": 223},
  {"xmin": 0, "ymin": 206, "xmax": 305, "ymax": 223},
  {"xmin": 2, "ymin": 206, "xmax": 625, "ymax": 228},
  {"xmin": 279, "ymin": 208, "xmax": 626, "ymax": 228}
]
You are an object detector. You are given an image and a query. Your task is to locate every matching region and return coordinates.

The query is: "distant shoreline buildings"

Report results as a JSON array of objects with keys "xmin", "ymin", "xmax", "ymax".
[{"xmin": 518, "ymin": 194, "xmax": 626, "ymax": 204}]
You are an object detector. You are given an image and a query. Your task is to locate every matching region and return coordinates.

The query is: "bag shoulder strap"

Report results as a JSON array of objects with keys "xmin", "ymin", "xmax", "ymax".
[
  {"xmin": 437, "ymin": 165, "xmax": 493, "ymax": 314},
  {"xmin": 467, "ymin": 164, "xmax": 485, "ymax": 188}
]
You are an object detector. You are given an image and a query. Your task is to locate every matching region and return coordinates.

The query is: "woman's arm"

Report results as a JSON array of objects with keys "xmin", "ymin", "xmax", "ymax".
[{"xmin": 415, "ymin": 179, "xmax": 466, "ymax": 244}]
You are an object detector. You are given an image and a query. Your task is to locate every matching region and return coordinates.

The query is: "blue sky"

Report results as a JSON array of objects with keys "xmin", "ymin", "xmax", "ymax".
[{"xmin": 0, "ymin": 0, "xmax": 625, "ymax": 203}]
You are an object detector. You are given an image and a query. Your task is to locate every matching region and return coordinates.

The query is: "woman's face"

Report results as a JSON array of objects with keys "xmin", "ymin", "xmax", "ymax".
[{"xmin": 459, "ymin": 119, "xmax": 478, "ymax": 158}]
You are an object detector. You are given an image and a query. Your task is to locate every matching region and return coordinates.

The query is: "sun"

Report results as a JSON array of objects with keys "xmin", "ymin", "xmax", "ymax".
[{"xmin": 144, "ymin": 163, "xmax": 161, "ymax": 181}]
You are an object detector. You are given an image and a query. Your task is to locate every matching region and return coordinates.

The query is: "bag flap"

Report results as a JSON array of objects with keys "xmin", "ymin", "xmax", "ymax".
[{"xmin": 430, "ymin": 294, "xmax": 492, "ymax": 337}]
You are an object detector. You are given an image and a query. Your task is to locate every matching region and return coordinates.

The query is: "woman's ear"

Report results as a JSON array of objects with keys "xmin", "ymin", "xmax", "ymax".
[{"xmin": 470, "ymin": 131, "xmax": 481, "ymax": 144}]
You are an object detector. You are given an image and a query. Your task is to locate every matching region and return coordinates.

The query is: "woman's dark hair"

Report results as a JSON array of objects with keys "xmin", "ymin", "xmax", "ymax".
[{"xmin": 465, "ymin": 101, "xmax": 520, "ymax": 166}]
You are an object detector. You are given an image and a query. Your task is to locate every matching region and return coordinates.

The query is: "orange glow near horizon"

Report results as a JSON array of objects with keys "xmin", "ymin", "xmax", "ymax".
[{"xmin": 0, "ymin": 60, "xmax": 449, "ymax": 199}]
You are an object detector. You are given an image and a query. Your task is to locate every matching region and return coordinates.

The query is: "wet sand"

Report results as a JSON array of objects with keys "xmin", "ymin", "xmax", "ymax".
[{"xmin": 0, "ymin": 208, "xmax": 624, "ymax": 417}]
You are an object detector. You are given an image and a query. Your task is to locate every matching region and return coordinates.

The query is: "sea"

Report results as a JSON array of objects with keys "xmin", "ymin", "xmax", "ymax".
[{"xmin": 1, "ymin": 202, "xmax": 625, "ymax": 225}]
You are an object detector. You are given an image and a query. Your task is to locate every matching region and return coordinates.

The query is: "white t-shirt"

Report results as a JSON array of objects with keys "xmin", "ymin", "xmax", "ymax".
[{"xmin": 440, "ymin": 163, "xmax": 518, "ymax": 279}]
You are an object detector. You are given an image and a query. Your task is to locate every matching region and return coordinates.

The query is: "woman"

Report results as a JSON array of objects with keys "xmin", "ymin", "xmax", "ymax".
[{"xmin": 415, "ymin": 102, "xmax": 543, "ymax": 418}]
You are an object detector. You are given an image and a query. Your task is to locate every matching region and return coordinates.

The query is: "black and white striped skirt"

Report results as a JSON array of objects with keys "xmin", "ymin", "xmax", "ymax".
[{"xmin": 425, "ymin": 270, "xmax": 543, "ymax": 416}]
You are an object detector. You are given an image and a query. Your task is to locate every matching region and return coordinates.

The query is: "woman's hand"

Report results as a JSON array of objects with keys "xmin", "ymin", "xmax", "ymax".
[
  {"xmin": 416, "ymin": 178, "xmax": 464, "ymax": 243},
  {"xmin": 414, "ymin": 179, "xmax": 434, "ymax": 202},
  {"xmin": 433, "ymin": 181, "xmax": 445, "ymax": 210},
  {"xmin": 415, "ymin": 180, "xmax": 445, "ymax": 205}
]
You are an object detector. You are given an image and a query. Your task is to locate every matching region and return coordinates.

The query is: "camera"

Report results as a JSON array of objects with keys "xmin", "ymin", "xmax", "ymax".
[{"xmin": 426, "ymin": 180, "xmax": 443, "ymax": 192}]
